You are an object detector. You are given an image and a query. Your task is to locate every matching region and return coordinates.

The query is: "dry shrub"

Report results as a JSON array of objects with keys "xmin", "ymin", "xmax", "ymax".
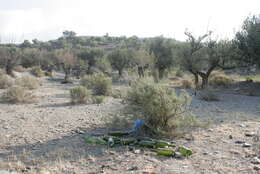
[
  {"xmin": 0, "ymin": 74, "xmax": 14, "ymax": 89},
  {"xmin": 126, "ymin": 79, "xmax": 201, "ymax": 137},
  {"xmin": 112, "ymin": 88, "xmax": 128, "ymax": 99},
  {"xmin": 1, "ymin": 86, "xmax": 36, "ymax": 103},
  {"xmin": 0, "ymin": 68, "xmax": 4, "ymax": 76},
  {"xmin": 31, "ymin": 66, "xmax": 44, "ymax": 77},
  {"xmin": 198, "ymin": 89, "xmax": 220, "ymax": 101},
  {"xmin": 70, "ymin": 86, "xmax": 92, "ymax": 104},
  {"xmin": 80, "ymin": 72, "xmax": 112, "ymax": 96},
  {"xmin": 15, "ymin": 76, "xmax": 40, "ymax": 90},
  {"xmin": 13, "ymin": 65, "xmax": 27, "ymax": 72},
  {"xmin": 209, "ymin": 71, "xmax": 233, "ymax": 88},
  {"xmin": 182, "ymin": 79, "xmax": 193, "ymax": 89},
  {"xmin": 92, "ymin": 95, "xmax": 105, "ymax": 104}
]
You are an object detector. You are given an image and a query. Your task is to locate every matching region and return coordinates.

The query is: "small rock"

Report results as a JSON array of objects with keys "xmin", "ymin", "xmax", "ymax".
[
  {"xmin": 251, "ymin": 157, "xmax": 260, "ymax": 164},
  {"xmin": 0, "ymin": 170, "xmax": 10, "ymax": 174},
  {"xmin": 245, "ymin": 132, "xmax": 255, "ymax": 137},
  {"xmin": 242, "ymin": 143, "xmax": 252, "ymax": 148},
  {"xmin": 253, "ymin": 166, "xmax": 260, "ymax": 171},
  {"xmin": 128, "ymin": 166, "xmax": 138, "ymax": 171},
  {"xmin": 134, "ymin": 149, "xmax": 141, "ymax": 154},
  {"xmin": 174, "ymin": 152, "xmax": 183, "ymax": 159},
  {"xmin": 239, "ymin": 124, "xmax": 246, "ymax": 128},
  {"xmin": 229, "ymin": 135, "xmax": 233, "ymax": 139},
  {"xmin": 235, "ymin": 140, "xmax": 245, "ymax": 144},
  {"xmin": 229, "ymin": 150, "xmax": 240, "ymax": 155}
]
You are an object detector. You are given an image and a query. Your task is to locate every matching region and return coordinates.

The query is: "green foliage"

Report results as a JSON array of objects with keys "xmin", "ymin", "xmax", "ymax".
[
  {"xmin": 70, "ymin": 86, "xmax": 92, "ymax": 104},
  {"xmin": 31, "ymin": 66, "xmax": 44, "ymax": 77},
  {"xmin": 108, "ymin": 48, "xmax": 133, "ymax": 76},
  {"xmin": 15, "ymin": 76, "xmax": 40, "ymax": 90},
  {"xmin": 235, "ymin": 14, "xmax": 260, "ymax": 66},
  {"xmin": 0, "ymin": 74, "xmax": 14, "ymax": 89},
  {"xmin": 1, "ymin": 86, "xmax": 36, "ymax": 103},
  {"xmin": 127, "ymin": 79, "xmax": 195, "ymax": 135},
  {"xmin": 149, "ymin": 37, "xmax": 175, "ymax": 79},
  {"xmin": 80, "ymin": 72, "xmax": 112, "ymax": 96}
]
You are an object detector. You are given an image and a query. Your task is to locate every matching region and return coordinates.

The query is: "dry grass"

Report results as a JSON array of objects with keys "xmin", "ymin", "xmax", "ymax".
[
  {"xmin": 70, "ymin": 86, "xmax": 92, "ymax": 104},
  {"xmin": 15, "ymin": 76, "xmax": 40, "ymax": 90},
  {"xmin": 0, "ymin": 74, "xmax": 14, "ymax": 89},
  {"xmin": 13, "ymin": 65, "xmax": 28, "ymax": 72},
  {"xmin": 1, "ymin": 86, "xmax": 37, "ymax": 104},
  {"xmin": 209, "ymin": 71, "xmax": 234, "ymax": 88},
  {"xmin": 31, "ymin": 66, "xmax": 44, "ymax": 77}
]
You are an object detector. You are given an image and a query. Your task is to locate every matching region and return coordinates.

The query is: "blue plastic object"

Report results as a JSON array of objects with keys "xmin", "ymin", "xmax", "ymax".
[{"xmin": 129, "ymin": 120, "xmax": 144, "ymax": 133}]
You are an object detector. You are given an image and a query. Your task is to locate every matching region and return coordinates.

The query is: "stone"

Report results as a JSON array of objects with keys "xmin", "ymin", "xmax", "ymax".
[
  {"xmin": 128, "ymin": 166, "xmax": 138, "ymax": 171},
  {"xmin": 235, "ymin": 140, "xmax": 245, "ymax": 144},
  {"xmin": 0, "ymin": 171, "xmax": 10, "ymax": 174},
  {"xmin": 229, "ymin": 135, "xmax": 233, "ymax": 139},
  {"xmin": 251, "ymin": 157, "xmax": 260, "ymax": 164},
  {"xmin": 174, "ymin": 152, "xmax": 183, "ymax": 159},
  {"xmin": 245, "ymin": 132, "xmax": 255, "ymax": 137},
  {"xmin": 134, "ymin": 149, "xmax": 141, "ymax": 154},
  {"xmin": 242, "ymin": 143, "xmax": 252, "ymax": 148}
]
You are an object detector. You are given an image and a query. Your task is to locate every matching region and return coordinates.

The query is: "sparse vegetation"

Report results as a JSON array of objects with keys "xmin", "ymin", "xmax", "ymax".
[
  {"xmin": 31, "ymin": 66, "xmax": 44, "ymax": 77},
  {"xmin": 0, "ymin": 74, "xmax": 14, "ymax": 89},
  {"xmin": 1, "ymin": 86, "xmax": 36, "ymax": 103},
  {"xmin": 15, "ymin": 76, "xmax": 40, "ymax": 90},
  {"xmin": 80, "ymin": 72, "xmax": 112, "ymax": 96},
  {"xmin": 126, "ymin": 79, "xmax": 201, "ymax": 137},
  {"xmin": 70, "ymin": 86, "xmax": 92, "ymax": 104},
  {"xmin": 92, "ymin": 95, "xmax": 105, "ymax": 104},
  {"xmin": 209, "ymin": 72, "xmax": 234, "ymax": 88}
]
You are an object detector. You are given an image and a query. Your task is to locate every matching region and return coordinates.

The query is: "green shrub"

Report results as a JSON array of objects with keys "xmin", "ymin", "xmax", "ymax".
[
  {"xmin": 0, "ymin": 75, "xmax": 14, "ymax": 89},
  {"xmin": 126, "ymin": 80, "xmax": 196, "ymax": 136},
  {"xmin": 70, "ymin": 86, "xmax": 92, "ymax": 104},
  {"xmin": 92, "ymin": 95, "xmax": 105, "ymax": 104},
  {"xmin": 209, "ymin": 72, "xmax": 233, "ymax": 88},
  {"xmin": 15, "ymin": 76, "xmax": 40, "ymax": 90},
  {"xmin": 31, "ymin": 66, "xmax": 44, "ymax": 77},
  {"xmin": 1, "ymin": 86, "xmax": 36, "ymax": 103},
  {"xmin": 198, "ymin": 89, "xmax": 220, "ymax": 101},
  {"xmin": 175, "ymin": 69, "xmax": 184, "ymax": 77},
  {"xmin": 80, "ymin": 72, "xmax": 112, "ymax": 96}
]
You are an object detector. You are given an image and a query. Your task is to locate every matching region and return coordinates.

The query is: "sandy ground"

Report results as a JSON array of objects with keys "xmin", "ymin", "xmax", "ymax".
[{"xmin": 0, "ymin": 74, "xmax": 259, "ymax": 174}]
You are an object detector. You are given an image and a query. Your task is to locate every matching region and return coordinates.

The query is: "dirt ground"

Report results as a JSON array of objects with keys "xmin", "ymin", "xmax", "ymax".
[{"xmin": 0, "ymin": 73, "xmax": 259, "ymax": 174}]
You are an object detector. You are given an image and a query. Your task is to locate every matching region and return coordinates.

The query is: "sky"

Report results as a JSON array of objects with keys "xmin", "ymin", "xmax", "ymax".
[{"xmin": 0, "ymin": 0, "xmax": 259, "ymax": 43}]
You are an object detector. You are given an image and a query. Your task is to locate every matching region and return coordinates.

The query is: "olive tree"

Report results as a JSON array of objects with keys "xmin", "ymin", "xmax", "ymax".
[
  {"xmin": 107, "ymin": 48, "xmax": 133, "ymax": 77},
  {"xmin": 149, "ymin": 37, "xmax": 175, "ymax": 79},
  {"xmin": 0, "ymin": 46, "xmax": 21, "ymax": 77},
  {"xmin": 55, "ymin": 49, "xmax": 78, "ymax": 83},
  {"xmin": 235, "ymin": 14, "xmax": 260, "ymax": 67}
]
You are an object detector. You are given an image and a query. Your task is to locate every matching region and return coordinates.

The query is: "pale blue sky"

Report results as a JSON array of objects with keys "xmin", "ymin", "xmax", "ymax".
[{"xmin": 0, "ymin": 0, "xmax": 259, "ymax": 43}]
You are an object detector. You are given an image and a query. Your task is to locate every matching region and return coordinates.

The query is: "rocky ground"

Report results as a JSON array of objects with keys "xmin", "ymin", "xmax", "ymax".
[{"xmin": 0, "ymin": 73, "xmax": 259, "ymax": 174}]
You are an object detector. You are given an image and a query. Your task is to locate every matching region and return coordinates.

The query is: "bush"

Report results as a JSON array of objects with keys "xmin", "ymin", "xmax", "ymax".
[
  {"xmin": 92, "ymin": 95, "xmax": 105, "ymax": 104},
  {"xmin": 15, "ymin": 76, "xmax": 40, "ymax": 90},
  {"xmin": 13, "ymin": 65, "xmax": 27, "ymax": 72},
  {"xmin": 0, "ymin": 75, "xmax": 14, "ymax": 89},
  {"xmin": 112, "ymin": 88, "xmax": 128, "ymax": 99},
  {"xmin": 0, "ymin": 69, "xmax": 4, "ymax": 76},
  {"xmin": 80, "ymin": 72, "xmax": 112, "ymax": 96},
  {"xmin": 175, "ymin": 69, "xmax": 184, "ymax": 77},
  {"xmin": 127, "ymin": 79, "xmax": 196, "ymax": 136},
  {"xmin": 31, "ymin": 66, "xmax": 44, "ymax": 77},
  {"xmin": 70, "ymin": 86, "xmax": 92, "ymax": 104},
  {"xmin": 182, "ymin": 80, "xmax": 193, "ymax": 89},
  {"xmin": 1, "ymin": 86, "xmax": 36, "ymax": 103},
  {"xmin": 209, "ymin": 72, "xmax": 233, "ymax": 88},
  {"xmin": 198, "ymin": 89, "xmax": 220, "ymax": 101}
]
